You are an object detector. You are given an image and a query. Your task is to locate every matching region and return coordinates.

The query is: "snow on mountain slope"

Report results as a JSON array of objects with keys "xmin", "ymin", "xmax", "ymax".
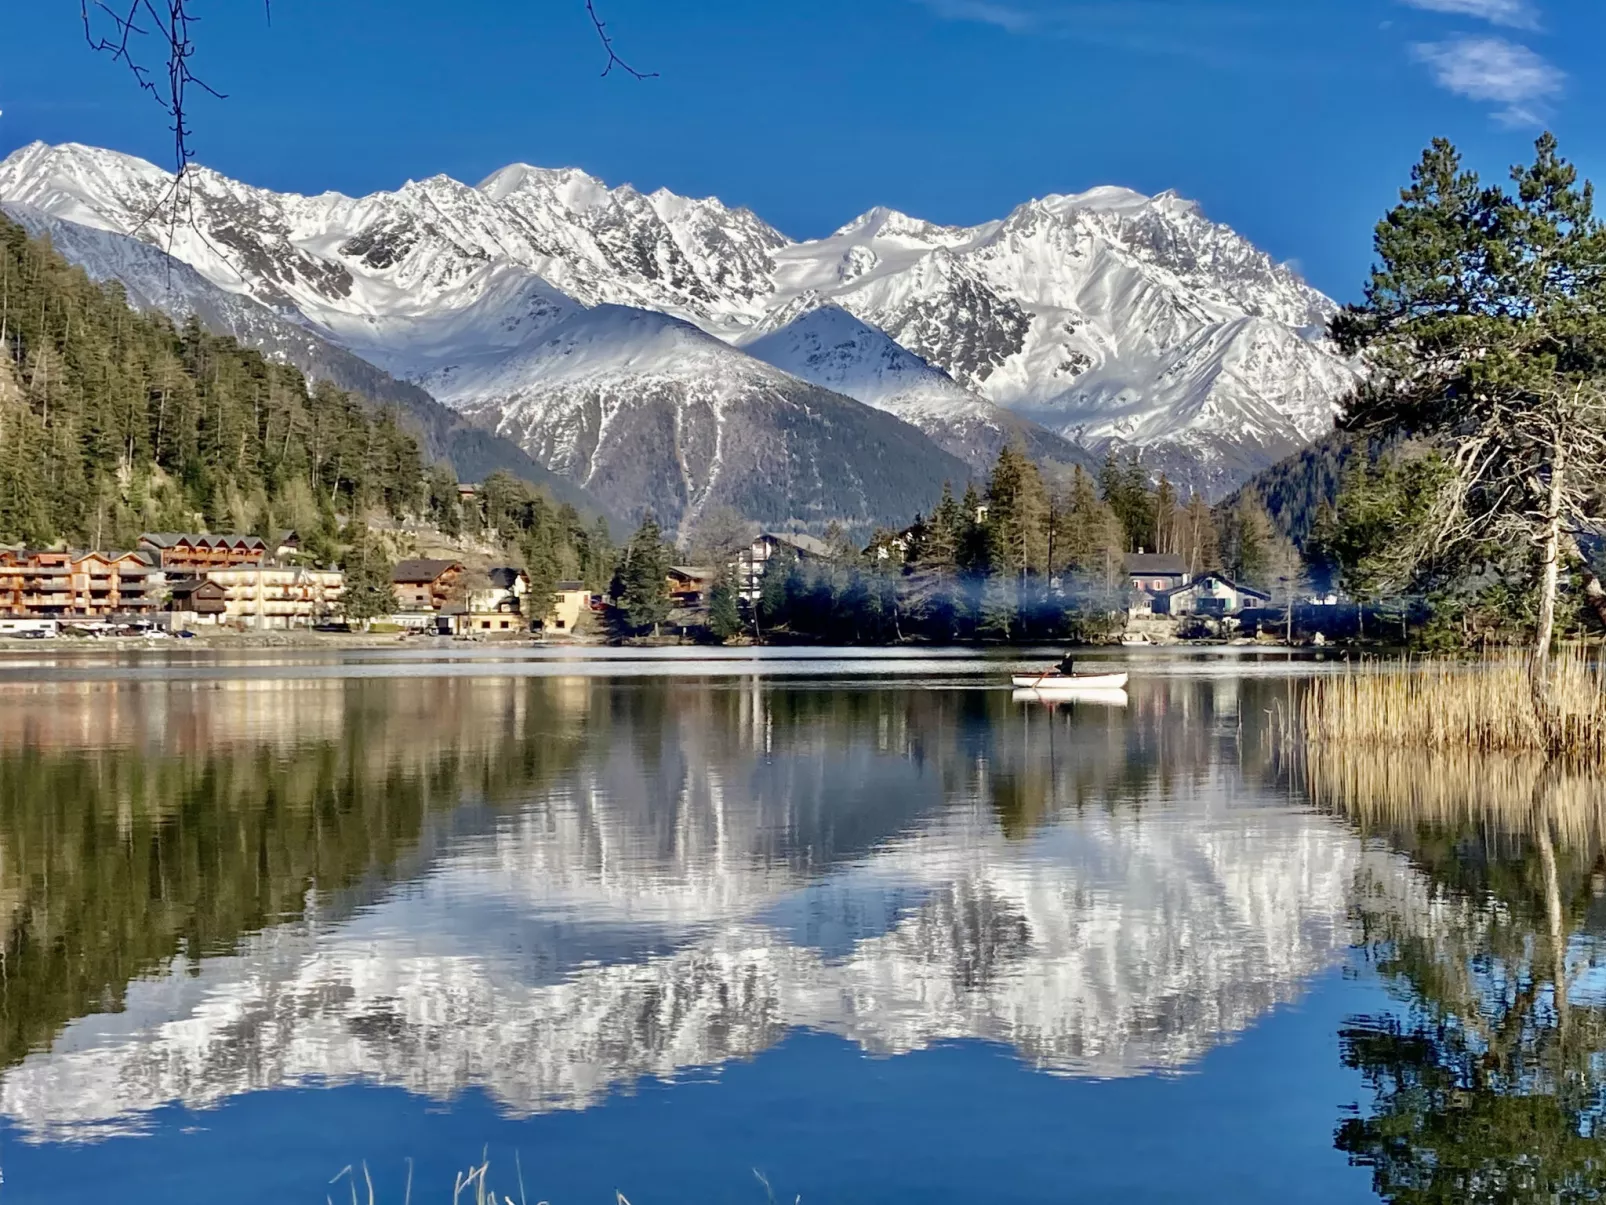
[
  {"xmin": 744, "ymin": 305, "xmax": 1099, "ymax": 475},
  {"xmin": 438, "ymin": 304, "xmax": 973, "ymax": 535},
  {"xmin": 0, "ymin": 142, "xmax": 1359, "ymax": 498},
  {"xmin": 769, "ymin": 187, "xmax": 1359, "ymax": 494},
  {"xmin": 0, "ymin": 201, "xmax": 608, "ymax": 514}
]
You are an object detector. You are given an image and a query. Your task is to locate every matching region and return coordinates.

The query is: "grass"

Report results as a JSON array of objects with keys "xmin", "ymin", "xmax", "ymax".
[{"xmin": 1301, "ymin": 653, "xmax": 1606, "ymax": 761}]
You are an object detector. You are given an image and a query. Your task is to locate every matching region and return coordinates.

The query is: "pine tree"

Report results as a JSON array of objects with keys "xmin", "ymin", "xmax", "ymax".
[
  {"xmin": 1099, "ymin": 451, "xmax": 1158, "ymax": 552},
  {"xmin": 612, "ymin": 516, "xmax": 671, "ymax": 635},
  {"xmin": 1222, "ymin": 495, "xmax": 1276, "ymax": 588},
  {"xmin": 708, "ymin": 567, "xmax": 743, "ymax": 641},
  {"xmin": 1333, "ymin": 133, "xmax": 1606, "ymax": 694},
  {"xmin": 984, "ymin": 444, "xmax": 1049, "ymax": 578},
  {"xmin": 340, "ymin": 530, "xmax": 396, "ymax": 626}
]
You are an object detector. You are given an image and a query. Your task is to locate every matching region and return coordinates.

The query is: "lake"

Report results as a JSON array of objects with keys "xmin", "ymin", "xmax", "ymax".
[{"xmin": 0, "ymin": 647, "xmax": 1600, "ymax": 1203}]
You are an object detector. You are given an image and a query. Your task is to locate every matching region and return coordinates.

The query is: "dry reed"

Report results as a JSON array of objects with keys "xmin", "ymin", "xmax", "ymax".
[
  {"xmin": 1301, "ymin": 654, "xmax": 1606, "ymax": 760},
  {"xmin": 1302, "ymin": 742, "xmax": 1606, "ymax": 845}
]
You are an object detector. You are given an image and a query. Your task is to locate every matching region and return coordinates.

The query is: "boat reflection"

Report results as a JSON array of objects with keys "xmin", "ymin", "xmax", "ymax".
[{"xmin": 1011, "ymin": 687, "xmax": 1129, "ymax": 708}]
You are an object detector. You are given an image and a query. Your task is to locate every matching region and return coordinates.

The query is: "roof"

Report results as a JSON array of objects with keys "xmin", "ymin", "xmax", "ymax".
[
  {"xmin": 487, "ymin": 566, "xmax": 526, "ymax": 590},
  {"xmin": 1123, "ymin": 553, "xmax": 1188, "ymax": 576},
  {"xmin": 168, "ymin": 577, "xmax": 225, "ymax": 597},
  {"xmin": 391, "ymin": 558, "xmax": 463, "ymax": 584},
  {"xmin": 140, "ymin": 533, "xmax": 267, "ymax": 551},
  {"xmin": 761, "ymin": 532, "xmax": 834, "ymax": 558},
  {"xmin": 553, "ymin": 580, "xmax": 585, "ymax": 593},
  {"xmin": 1157, "ymin": 571, "xmax": 1272, "ymax": 601},
  {"xmin": 667, "ymin": 565, "xmax": 715, "ymax": 582}
]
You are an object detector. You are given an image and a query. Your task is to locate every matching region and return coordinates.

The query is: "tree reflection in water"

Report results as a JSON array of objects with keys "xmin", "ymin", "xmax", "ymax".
[{"xmin": 1309, "ymin": 748, "xmax": 1606, "ymax": 1201}]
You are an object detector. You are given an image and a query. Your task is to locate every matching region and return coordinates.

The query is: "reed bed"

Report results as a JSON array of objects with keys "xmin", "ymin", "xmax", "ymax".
[
  {"xmin": 1301, "ymin": 654, "xmax": 1606, "ymax": 760},
  {"xmin": 1302, "ymin": 743, "xmax": 1606, "ymax": 845}
]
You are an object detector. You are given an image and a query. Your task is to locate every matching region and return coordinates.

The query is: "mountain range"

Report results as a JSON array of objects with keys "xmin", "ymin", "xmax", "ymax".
[{"xmin": 0, "ymin": 142, "xmax": 1359, "ymax": 532}]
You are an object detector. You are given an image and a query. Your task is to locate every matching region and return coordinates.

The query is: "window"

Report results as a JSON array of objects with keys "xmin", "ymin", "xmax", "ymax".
[{"xmin": 500, "ymin": 621, "xmax": 510, "ymax": 630}]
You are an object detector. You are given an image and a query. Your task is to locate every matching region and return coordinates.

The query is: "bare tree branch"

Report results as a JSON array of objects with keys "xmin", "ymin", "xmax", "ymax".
[{"xmin": 584, "ymin": 0, "xmax": 657, "ymax": 80}]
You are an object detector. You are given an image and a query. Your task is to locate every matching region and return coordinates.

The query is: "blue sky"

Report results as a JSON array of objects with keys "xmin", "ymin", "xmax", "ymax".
[{"xmin": 1, "ymin": 0, "xmax": 1602, "ymax": 300}]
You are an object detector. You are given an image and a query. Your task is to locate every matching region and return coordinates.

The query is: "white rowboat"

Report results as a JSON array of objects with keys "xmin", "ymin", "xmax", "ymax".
[{"xmin": 1010, "ymin": 671, "xmax": 1129, "ymax": 691}]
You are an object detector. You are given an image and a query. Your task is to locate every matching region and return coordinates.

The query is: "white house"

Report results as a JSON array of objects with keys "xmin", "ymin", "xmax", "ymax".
[
  {"xmin": 737, "ymin": 532, "xmax": 834, "ymax": 601},
  {"xmin": 1155, "ymin": 572, "xmax": 1271, "ymax": 617}
]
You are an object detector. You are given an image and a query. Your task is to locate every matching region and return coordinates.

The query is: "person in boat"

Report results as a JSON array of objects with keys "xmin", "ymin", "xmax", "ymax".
[{"xmin": 1056, "ymin": 652, "xmax": 1075, "ymax": 677}]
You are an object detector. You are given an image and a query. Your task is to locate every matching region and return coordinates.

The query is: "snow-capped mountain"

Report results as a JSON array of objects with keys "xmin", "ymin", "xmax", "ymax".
[
  {"xmin": 744, "ymin": 304, "xmax": 1098, "ymax": 475},
  {"xmin": 0, "ymin": 202, "xmax": 609, "ymax": 516},
  {"xmin": 441, "ymin": 304, "xmax": 971, "ymax": 535},
  {"xmin": 0, "ymin": 141, "xmax": 1358, "ymax": 501}
]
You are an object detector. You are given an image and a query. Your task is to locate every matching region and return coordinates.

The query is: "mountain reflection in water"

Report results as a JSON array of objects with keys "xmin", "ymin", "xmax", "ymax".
[
  {"xmin": 0, "ymin": 669, "xmax": 1364, "ymax": 1143},
  {"xmin": 2, "ymin": 659, "xmax": 1602, "ymax": 1204}
]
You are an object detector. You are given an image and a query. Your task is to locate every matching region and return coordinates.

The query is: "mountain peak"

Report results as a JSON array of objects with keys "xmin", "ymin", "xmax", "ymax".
[
  {"xmin": 475, "ymin": 163, "xmax": 607, "ymax": 208},
  {"xmin": 0, "ymin": 140, "xmax": 1355, "ymax": 501},
  {"xmin": 830, "ymin": 205, "xmax": 951, "ymax": 243}
]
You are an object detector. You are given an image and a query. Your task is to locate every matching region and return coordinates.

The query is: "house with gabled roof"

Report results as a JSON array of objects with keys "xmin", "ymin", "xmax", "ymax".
[{"xmin": 1154, "ymin": 571, "xmax": 1271, "ymax": 617}]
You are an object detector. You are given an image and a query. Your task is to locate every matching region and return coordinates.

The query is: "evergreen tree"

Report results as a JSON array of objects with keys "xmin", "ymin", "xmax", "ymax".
[
  {"xmin": 611, "ymin": 516, "xmax": 671, "ymax": 635},
  {"xmin": 758, "ymin": 545, "xmax": 796, "ymax": 629},
  {"xmin": 984, "ymin": 444, "xmax": 1049, "ymax": 578},
  {"xmin": 1221, "ymin": 494, "xmax": 1276, "ymax": 587},
  {"xmin": 1099, "ymin": 451, "xmax": 1158, "ymax": 552},
  {"xmin": 708, "ymin": 567, "xmax": 743, "ymax": 641},
  {"xmin": 1333, "ymin": 133, "xmax": 1606, "ymax": 693},
  {"xmin": 957, "ymin": 482, "xmax": 989, "ymax": 573},
  {"xmin": 340, "ymin": 530, "xmax": 396, "ymax": 626}
]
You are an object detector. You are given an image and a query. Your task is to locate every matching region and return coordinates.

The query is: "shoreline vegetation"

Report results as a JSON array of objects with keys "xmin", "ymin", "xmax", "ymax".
[
  {"xmin": 1297, "ymin": 132, "xmax": 1606, "ymax": 763},
  {"xmin": 1301, "ymin": 655, "xmax": 1606, "ymax": 761}
]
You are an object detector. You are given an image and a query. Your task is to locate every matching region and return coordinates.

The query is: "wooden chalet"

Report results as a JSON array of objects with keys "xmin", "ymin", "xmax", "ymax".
[
  {"xmin": 391, "ymin": 559, "xmax": 465, "ymax": 612},
  {"xmin": 140, "ymin": 533, "xmax": 269, "ymax": 572},
  {"xmin": 0, "ymin": 549, "xmax": 159, "ymax": 617}
]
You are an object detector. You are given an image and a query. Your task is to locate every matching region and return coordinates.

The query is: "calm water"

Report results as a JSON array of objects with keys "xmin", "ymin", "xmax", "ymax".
[{"xmin": 0, "ymin": 649, "xmax": 1601, "ymax": 1203}]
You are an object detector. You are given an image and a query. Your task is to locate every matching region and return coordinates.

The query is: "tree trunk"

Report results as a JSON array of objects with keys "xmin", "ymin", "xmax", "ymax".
[
  {"xmin": 1533, "ymin": 766, "xmax": 1569, "ymax": 1031},
  {"xmin": 1530, "ymin": 446, "xmax": 1567, "ymax": 733}
]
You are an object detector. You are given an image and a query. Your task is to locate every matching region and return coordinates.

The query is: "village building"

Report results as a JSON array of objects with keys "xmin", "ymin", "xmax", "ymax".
[
  {"xmin": 666, "ymin": 566, "xmax": 715, "ymax": 608},
  {"xmin": 737, "ymin": 532, "xmax": 833, "ymax": 601},
  {"xmin": 203, "ymin": 567, "xmax": 345, "ymax": 629},
  {"xmin": 391, "ymin": 559, "xmax": 464, "ymax": 612},
  {"xmin": 466, "ymin": 567, "xmax": 529, "ymax": 614},
  {"xmin": 866, "ymin": 529, "xmax": 915, "ymax": 563},
  {"xmin": 164, "ymin": 578, "xmax": 229, "ymax": 624},
  {"xmin": 0, "ymin": 549, "xmax": 160, "ymax": 617},
  {"xmin": 458, "ymin": 566, "xmax": 532, "ymax": 635},
  {"xmin": 1123, "ymin": 552, "xmax": 1190, "ymax": 597},
  {"xmin": 542, "ymin": 581, "xmax": 592, "ymax": 634},
  {"xmin": 1154, "ymin": 571, "xmax": 1272, "ymax": 617},
  {"xmin": 139, "ymin": 533, "xmax": 271, "ymax": 572}
]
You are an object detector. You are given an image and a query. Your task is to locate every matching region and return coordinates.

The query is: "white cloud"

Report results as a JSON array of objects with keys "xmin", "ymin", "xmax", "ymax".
[
  {"xmin": 1411, "ymin": 35, "xmax": 1563, "ymax": 125},
  {"xmin": 914, "ymin": 0, "xmax": 1038, "ymax": 32},
  {"xmin": 1400, "ymin": 0, "xmax": 1541, "ymax": 30}
]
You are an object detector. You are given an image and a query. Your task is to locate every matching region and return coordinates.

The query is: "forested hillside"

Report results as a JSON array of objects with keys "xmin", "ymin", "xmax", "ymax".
[{"xmin": 0, "ymin": 217, "xmax": 610, "ymax": 586}]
